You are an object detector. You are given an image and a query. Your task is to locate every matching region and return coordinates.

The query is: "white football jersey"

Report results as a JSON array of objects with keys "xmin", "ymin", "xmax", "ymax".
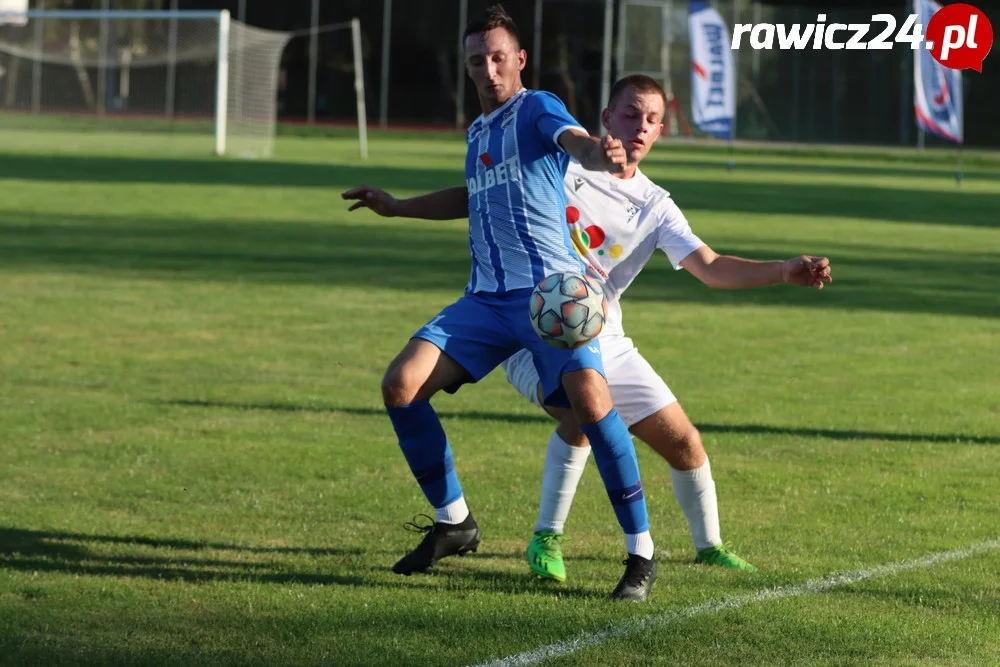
[{"xmin": 563, "ymin": 160, "xmax": 704, "ymax": 336}]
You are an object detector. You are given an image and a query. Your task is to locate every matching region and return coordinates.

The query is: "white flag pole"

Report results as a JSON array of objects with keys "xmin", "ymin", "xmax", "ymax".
[
  {"xmin": 956, "ymin": 71, "xmax": 964, "ymax": 186},
  {"xmin": 956, "ymin": 143, "xmax": 963, "ymax": 186},
  {"xmin": 727, "ymin": 0, "xmax": 739, "ymax": 171}
]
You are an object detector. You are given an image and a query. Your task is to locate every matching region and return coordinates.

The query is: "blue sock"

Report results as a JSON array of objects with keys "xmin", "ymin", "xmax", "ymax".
[
  {"xmin": 386, "ymin": 401, "xmax": 463, "ymax": 509},
  {"xmin": 580, "ymin": 409, "xmax": 649, "ymax": 534}
]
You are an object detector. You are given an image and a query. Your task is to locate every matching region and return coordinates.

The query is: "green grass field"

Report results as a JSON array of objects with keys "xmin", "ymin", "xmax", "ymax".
[{"xmin": 1, "ymin": 125, "xmax": 998, "ymax": 666}]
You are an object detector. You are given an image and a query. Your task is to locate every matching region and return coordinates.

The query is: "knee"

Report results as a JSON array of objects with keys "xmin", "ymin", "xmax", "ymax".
[
  {"xmin": 673, "ymin": 425, "xmax": 706, "ymax": 468},
  {"xmin": 554, "ymin": 411, "xmax": 589, "ymax": 448},
  {"xmin": 679, "ymin": 425, "xmax": 704, "ymax": 454},
  {"xmin": 562, "ymin": 369, "xmax": 613, "ymax": 424},
  {"xmin": 381, "ymin": 363, "xmax": 418, "ymax": 408}
]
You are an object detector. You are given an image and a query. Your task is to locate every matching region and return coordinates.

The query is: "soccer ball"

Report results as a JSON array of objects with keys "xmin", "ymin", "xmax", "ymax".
[{"xmin": 529, "ymin": 271, "xmax": 607, "ymax": 349}]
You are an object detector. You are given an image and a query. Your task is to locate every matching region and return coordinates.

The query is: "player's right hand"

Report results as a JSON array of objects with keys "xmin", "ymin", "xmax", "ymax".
[
  {"xmin": 783, "ymin": 255, "xmax": 832, "ymax": 289},
  {"xmin": 341, "ymin": 185, "xmax": 400, "ymax": 217},
  {"xmin": 601, "ymin": 134, "xmax": 627, "ymax": 174}
]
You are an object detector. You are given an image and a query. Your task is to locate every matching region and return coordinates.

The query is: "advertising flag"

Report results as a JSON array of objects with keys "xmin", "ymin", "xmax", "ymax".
[
  {"xmin": 914, "ymin": 0, "xmax": 963, "ymax": 143},
  {"xmin": 689, "ymin": 1, "xmax": 735, "ymax": 139}
]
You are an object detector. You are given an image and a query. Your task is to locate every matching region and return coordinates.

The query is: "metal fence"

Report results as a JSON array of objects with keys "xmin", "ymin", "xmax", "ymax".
[
  {"xmin": 622, "ymin": 1, "xmax": 924, "ymax": 146},
  {"xmin": 13, "ymin": 0, "xmax": 1000, "ymax": 147}
]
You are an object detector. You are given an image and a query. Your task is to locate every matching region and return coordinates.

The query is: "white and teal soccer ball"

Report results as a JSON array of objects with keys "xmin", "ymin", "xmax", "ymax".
[{"xmin": 529, "ymin": 271, "xmax": 608, "ymax": 349}]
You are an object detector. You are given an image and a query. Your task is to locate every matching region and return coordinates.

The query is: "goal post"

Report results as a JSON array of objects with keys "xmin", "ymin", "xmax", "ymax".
[
  {"xmin": 614, "ymin": 0, "xmax": 692, "ymax": 138},
  {"xmin": 0, "ymin": 9, "xmax": 295, "ymax": 158},
  {"xmin": 351, "ymin": 17, "xmax": 368, "ymax": 160},
  {"xmin": 215, "ymin": 8, "xmax": 229, "ymax": 156}
]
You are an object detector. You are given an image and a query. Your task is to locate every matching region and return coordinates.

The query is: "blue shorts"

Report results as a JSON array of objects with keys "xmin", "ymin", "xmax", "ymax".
[{"xmin": 413, "ymin": 288, "xmax": 605, "ymax": 408}]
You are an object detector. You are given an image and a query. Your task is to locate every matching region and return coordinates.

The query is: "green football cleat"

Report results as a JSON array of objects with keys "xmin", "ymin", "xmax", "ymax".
[
  {"xmin": 695, "ymin": 544, "xmax": 758, "ymax": 571},
  {"xmin": 526, "ymin": 530, "xmax": 567, "ymax": 582}
]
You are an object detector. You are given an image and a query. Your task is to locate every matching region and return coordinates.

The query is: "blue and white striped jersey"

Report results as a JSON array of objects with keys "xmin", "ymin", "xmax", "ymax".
[{"xmin": 464, "ymin": 89, "xmax": 587, "ymax": 294}]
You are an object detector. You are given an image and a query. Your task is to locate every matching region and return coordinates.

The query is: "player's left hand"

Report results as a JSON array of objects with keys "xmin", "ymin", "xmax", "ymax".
[
  {"xmin": 782, "ymin": 255, "xmax": 832, "ymax": 289},
  {"xmin": 601, "ymin": 134, "xmax": 627, "ymax": 174}
]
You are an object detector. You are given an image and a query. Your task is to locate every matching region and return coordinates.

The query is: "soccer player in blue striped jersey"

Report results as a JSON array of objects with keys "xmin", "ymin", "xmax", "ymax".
[{"xmin": 342, "ymin": 4, "xmax": 656, "ymax": 600}]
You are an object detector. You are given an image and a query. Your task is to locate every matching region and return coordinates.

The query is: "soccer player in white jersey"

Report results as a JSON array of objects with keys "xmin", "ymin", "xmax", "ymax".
[
  {"xmin": 501, "ymin": 74, "xmax": 833, "ymax": 582},
  {"xmin": 342, "ymin": 6, "xmax": 658, "ymax": 600}
]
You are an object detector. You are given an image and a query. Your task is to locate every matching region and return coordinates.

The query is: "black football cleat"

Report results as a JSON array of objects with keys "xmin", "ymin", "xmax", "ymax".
[
  {"xmin": 391, "ymin": 513, "xmax": 481, "ymax": 575},
  {"xmin": 610, "ymin": 553, "xmax": 657, "ymax": 601}
]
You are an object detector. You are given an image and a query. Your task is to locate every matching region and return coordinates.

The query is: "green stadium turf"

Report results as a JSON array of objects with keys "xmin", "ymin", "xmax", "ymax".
[{"xmin": 0, "ymin": 126, "xmax": 997, "ymax": 666}]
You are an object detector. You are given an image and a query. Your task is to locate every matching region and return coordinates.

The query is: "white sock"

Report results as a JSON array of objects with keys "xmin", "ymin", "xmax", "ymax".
[
  {"xmin": 535, "ymin": 432, "xmax": 591, "ymax": 534},
  {"xmin": 435, "ymin": 495, "xmax": 469, "ymax": 525},
  {"xmin": 625, "ymin": 531, "xmax": 655, "ymax": 559},
  {"xmin": 670, "ymin": 459, "xmax": 722, "ymax": 552}
]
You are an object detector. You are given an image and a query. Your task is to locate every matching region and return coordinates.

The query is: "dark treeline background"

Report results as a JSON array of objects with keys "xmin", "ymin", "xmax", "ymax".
[{"xmin": 32, "ymin": 0, "xmax": 1000, "ymax": 147}]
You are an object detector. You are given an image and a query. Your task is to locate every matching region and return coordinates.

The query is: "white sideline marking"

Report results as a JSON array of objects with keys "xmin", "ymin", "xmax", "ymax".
[{"xmin": 473, "ymin": 539, "xmax": 1000, "ymax": 667}]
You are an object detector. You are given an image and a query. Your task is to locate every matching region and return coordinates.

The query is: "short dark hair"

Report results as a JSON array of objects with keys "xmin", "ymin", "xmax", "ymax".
[
  {"xmin": 463, "ymin": 4, "xmax": 520, "ymax": 47},
  {"xmin": 608, "ymin": 75, "xmax": 668, "ymax": 110}
]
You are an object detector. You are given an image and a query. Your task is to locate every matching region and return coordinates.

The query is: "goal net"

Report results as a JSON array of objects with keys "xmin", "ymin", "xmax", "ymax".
[
  {"xmin": 0, "ymin": 9, "xmax": 293, "ymax": 158},
  {"xmin": 615, "ymin": 0, "xmax": 692, "ymax": 138}
]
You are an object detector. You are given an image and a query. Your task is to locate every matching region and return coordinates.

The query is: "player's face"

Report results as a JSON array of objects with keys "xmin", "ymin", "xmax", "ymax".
[
  {"xmin": 464, "ymin": 28, "xmax": 526, "ymax": 113},
  {"xmin": 602, "ymin": 89, "xmax": 665, "ymax": 165}
]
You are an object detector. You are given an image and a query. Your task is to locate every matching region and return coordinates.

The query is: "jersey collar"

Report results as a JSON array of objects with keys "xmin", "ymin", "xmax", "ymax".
[
  {"xmin": 613, "ymin": 165, "xmax": 648, "ymax": 195},
  {"xmin": 479, "ymin": 88, "xmax": 528, "ymax": 125},
  {"xmin": 572, "ymin": 158, "xmax": 649, "ymax": 195}
]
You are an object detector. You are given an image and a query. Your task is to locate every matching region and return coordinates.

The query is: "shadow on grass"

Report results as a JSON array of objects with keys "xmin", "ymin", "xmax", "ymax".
[
  {"xmin": 641, "ymin": 156, "xmax": 1000, "ymax": 184},
  {"xmin": 697, "ymin": 423, "xmax": 1000, "ymax": 446},
  {"xmin": 0, "ymin": 153, "xmax": 464, "ymax": 192},
  {"xmin": 2, "ymin": 209, "xmax": 999, "ymax": 319},
  {"xmin": 164, "ymin": 400, "xmax": 1000, "ymax": 445},
  {"xmin": 1, "ymin": 152, "xmax": 999, "ymax": 228},
  {"xmin": 0, "ymin": 527, "xmax": 367, "ymax": 587},
  {"xmin": 165, "ymin": 399, "xmax": 551, "ymax": 425},
  {"xmin": 2, "ymin": 556, "xmax": 369, "ymax": 587},
  {"xmin": 0, "ymin": 528, "xmax": 606, "ymax": 598},
  {"xmin": 0, "ymin": 527, "xmax": 359, "ymax": 557}
]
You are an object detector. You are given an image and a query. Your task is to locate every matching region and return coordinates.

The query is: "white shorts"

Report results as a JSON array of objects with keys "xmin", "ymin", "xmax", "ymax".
[{"xmin": 501, "ymin": 335, "xmax": 677, "ymax": 427}]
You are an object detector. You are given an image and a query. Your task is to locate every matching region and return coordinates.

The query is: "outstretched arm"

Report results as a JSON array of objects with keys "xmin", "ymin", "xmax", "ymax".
[
  {"xmin": 341, "ymin": 185, "xmax": 468, "ymax": 220},
  {"xmin": 557, "ymin": 128, "xmax": 627, "ymax": 174},
  {"xmin": 680, "ymin": 246, "xmax": 832, "ymax": 290}
]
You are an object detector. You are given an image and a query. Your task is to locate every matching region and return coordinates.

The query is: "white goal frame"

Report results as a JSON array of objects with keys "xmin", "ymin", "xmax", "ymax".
[
  {"xmin": 1, "ymin": 9, "xmax": 237, "ymax": 155},
  {"xmin": 0, "ymin": 9, "xmax": 368, "ymax": 158}
]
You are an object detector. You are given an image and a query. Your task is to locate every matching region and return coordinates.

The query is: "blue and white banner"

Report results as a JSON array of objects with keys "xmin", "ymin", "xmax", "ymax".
[
  {"xmin": 914, "ymin": 0, "xmax": 963, "ymax": 143},
  {"xmin": 689, "ymin": 1, "xmax": 735, "ymax": 140}
]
